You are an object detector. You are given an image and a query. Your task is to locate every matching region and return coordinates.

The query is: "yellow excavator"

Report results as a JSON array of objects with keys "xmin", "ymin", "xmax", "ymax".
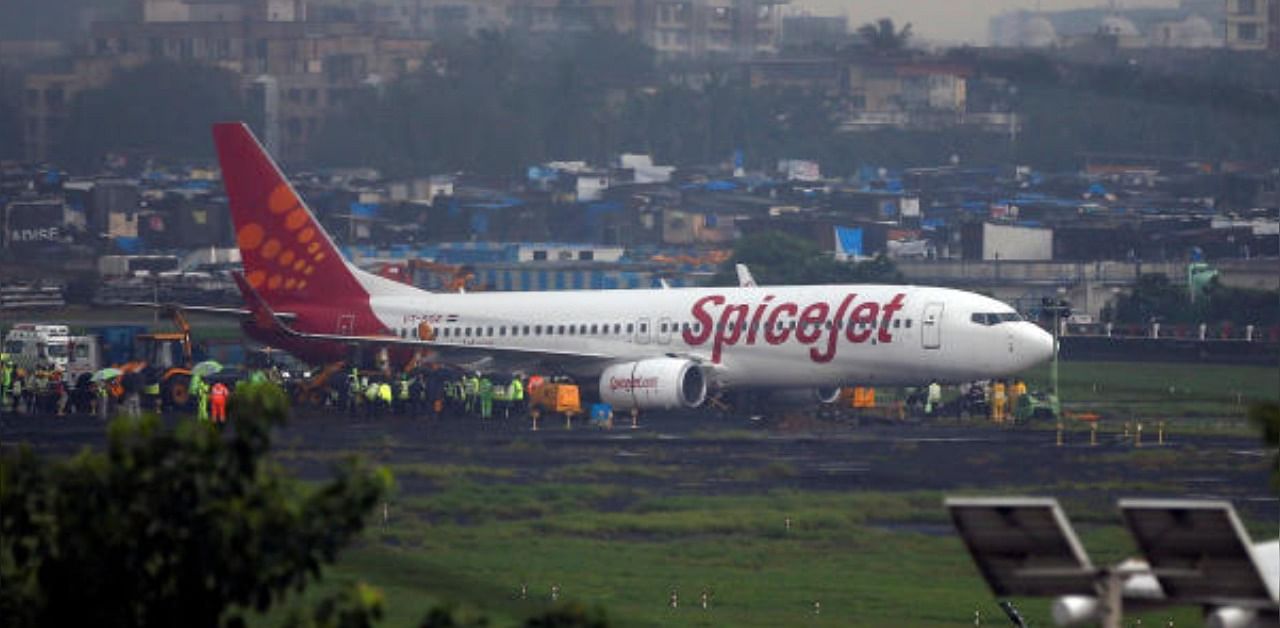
[{"xmin": 117, "ymin": 308, "xmax": 196, "ymax": 410}]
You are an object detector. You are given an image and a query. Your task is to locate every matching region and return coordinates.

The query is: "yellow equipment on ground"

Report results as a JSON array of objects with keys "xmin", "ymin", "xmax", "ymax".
[
  {"xmin": 530, "ymin": 383, "xmax": 581, "ymax": 414},
  {"xmin": 851, "ymin": 386, "xmax": 876, "ymax": 409}
]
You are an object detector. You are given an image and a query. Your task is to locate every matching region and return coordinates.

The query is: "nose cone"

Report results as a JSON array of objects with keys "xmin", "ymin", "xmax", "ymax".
[{"xmin": 1020, "ymin": 324, "xmax": 1056, "ymax": 368}]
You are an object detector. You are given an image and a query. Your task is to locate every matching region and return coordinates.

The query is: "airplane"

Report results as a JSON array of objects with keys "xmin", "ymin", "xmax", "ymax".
[{"xmin": 210, "ymin": 121, "xmax": 1055, "ymax": 411}]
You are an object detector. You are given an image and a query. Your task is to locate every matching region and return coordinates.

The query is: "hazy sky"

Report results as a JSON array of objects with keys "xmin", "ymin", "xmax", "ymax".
[{"xmin": 792, "ymin": 0, "xmax": 1179, "ymax": 45}]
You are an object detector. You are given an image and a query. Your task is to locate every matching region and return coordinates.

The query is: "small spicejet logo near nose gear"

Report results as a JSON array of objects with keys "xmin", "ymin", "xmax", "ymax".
[
  {"xmin": 236, "ymin": 183, "xmax": 321, "ymax": 293},
  {"xmin": 683, "ymin": 293, "xmax": 907, "ymax": 364}
]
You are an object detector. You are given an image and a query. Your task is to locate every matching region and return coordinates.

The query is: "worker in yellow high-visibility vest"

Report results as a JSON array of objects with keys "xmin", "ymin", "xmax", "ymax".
[{"xmin": 991, "ymin": 380, "xmax": 1008, "ymax": 423}]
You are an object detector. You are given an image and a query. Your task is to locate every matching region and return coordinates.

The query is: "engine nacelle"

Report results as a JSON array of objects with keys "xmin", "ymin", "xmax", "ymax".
[
  {"xmin": 599, "ymin": 358, "xmax": 706, "ymax": 411},
  {"xmin": 813, "ymin": 386, "xmax": 842, "ymax": 404},
  {"xmin": 769, "ymin": 386, "xmax": 843, "ymax": 406}
]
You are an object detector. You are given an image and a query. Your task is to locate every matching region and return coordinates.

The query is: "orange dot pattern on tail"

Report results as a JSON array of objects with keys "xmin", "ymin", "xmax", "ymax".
[{"xmin": 246, "ymin": 183, "xmax": 328, "ymax": 294}]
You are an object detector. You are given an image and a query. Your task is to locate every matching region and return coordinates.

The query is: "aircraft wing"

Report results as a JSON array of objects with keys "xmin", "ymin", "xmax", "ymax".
[{"xmin": 123, "ymin": 301, "xmax": 298, "ymax": 321}]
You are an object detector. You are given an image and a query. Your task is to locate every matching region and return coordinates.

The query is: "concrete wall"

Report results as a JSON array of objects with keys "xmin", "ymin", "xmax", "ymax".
[{"xmin": 982, "ymin": 223, "xmax": 1052, "ymax": 261}]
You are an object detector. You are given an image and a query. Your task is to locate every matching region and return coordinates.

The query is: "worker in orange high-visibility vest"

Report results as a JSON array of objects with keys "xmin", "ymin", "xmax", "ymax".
[{"xmin": 210, "ymin": 381, "xmax": 230, "ymax": 424}]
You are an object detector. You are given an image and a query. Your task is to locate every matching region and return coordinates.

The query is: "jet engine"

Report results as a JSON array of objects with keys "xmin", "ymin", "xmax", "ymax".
[
  {"xmin": 769, "ymin": 386, "xmax": 843, "ymax": 406},
  {"xmin": 599, "ymin": 358, "xmax": 706, "ymax": 410}
]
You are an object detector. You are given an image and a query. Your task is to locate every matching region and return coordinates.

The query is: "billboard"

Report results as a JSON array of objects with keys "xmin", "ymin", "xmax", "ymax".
[{"xmin": 4, "ymin": 201, "xmax": 70, "ymax": 251}]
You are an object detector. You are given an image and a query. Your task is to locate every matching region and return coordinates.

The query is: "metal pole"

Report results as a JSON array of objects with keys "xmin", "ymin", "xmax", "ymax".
[
  {"xmin": 1051, "ymin": 303, "xmax": 1060, "ymax": 401},
  {"xmin": 1100, "ymin": 569, "xmax": 1124, "ymax": 628}
]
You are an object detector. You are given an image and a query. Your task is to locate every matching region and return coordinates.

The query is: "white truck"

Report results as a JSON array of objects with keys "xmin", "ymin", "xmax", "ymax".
[{"xmin": 3, "ymin": 323, "xmax": 102, "ymax": 382}]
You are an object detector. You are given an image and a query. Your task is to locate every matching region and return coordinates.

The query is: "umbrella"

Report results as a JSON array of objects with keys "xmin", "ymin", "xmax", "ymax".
[
  {"xmin": 192, "ymin": 360, "xmax": 223, "ymax": 377},
  {"xmin": 91, "ymin": 367, "xmax": 122, "ymax": 382}
]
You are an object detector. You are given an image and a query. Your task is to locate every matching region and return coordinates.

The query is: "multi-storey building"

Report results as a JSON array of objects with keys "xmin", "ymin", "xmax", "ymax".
[
  {"xmin": 1271, "ymin": 0, "xmax": 1280, "ymax": 49},
  {"xmin": 20, "ymin": 0, "xmax": 428, "ymax": 163},
  {"xmin": 1225, "ymin": 0, "xmax": 1271, "ymax": 50},
  {"xmin": 306, "ymin": 0, "xmax": 784, "ymax": 58}
]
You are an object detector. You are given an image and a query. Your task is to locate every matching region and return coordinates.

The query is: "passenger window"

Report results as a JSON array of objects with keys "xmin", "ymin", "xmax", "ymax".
[
  {"xmin": 591, "ymin": 324, "xmax": 598, "ymax": 334},
  {"xmin": 568, "ymin": 326, "xmax": 576, "ymax": 336},
  {"xmin": 522, "ymin": 325, "xmax": 530, "ymax": 335},
  {"xmin": 906, "ymin": 320, "xmax": 912, "ymax": 328},
  {"xmin": 579, "ymin": 324, "xmax": 587, "ymax": 334},
  {"xmin": 499, "ymin": 326, "xmax": 507, "ymax": 336},
  {"xmin": 626, "ymin": 323, "xmax": 634, "ymax": 333},
  {"xmin": 893, "ymin": 319, "xmax": 900, "ymax": 328},
  {"xmin": 614, "ymin": 323, "xmax": 621, "ymax": 334},
  {"xmin": 465, "ymin": 328, "xmax": 472, "ymax": 337},
  {"xmin": 558, "ymin": 325, "xmax": 566, "ymax": 335}
]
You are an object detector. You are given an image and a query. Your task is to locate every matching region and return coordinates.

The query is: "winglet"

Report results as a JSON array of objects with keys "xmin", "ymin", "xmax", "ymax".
[{"xmin": 736, "ymin": 263, "xmax": 758, "ymax": 288}]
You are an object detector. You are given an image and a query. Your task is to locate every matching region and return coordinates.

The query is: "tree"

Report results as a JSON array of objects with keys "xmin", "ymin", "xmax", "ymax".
[
  {"xmin": 0, "ymin": 381, "xmax": 392, "ymax": 628},
  {"xmin": 856, "ymin": 18, "xmax": 912, "ymax": 53},
  {"xmin": 712, "ymin": 230, "xmax": 901, "ymax": 286},
  {"xmin": 58, "ymin": 60, "xmax": 247, "ymax": 169},
  {"xmin": 1105, "ymin": 273, "xmax": 1193, "ymax": 325}
]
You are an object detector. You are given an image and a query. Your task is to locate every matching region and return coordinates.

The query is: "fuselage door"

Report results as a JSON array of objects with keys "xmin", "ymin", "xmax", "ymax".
[
  {"xmin": 337, "ymin": 314, "xmax": 355, "ymax": 336},
  {"xmin": 635, "ymin": 317, "xmax": 651, "ymax": 345},
  {"xmin": 922, "ymin": 302, "xmax": 944, "ymax": 349}
]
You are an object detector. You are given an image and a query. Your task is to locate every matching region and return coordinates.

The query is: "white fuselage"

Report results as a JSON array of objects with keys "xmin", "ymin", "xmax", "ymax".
[{"xmin": 363, "ymin": 283, "xmax": 1055, "ymax": 388}]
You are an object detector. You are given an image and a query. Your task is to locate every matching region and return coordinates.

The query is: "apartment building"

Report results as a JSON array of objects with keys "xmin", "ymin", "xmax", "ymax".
[
  {"xmin": 21, "ymin": 0, "xmax": 428, "ymax": 162},
  {"xmin": 307, "ymin": 0, "xmax": 783, "ymax": 58},
  {"xmin": 1225, "ymin": 0, "xmax": 1272, "ymax": 50}
]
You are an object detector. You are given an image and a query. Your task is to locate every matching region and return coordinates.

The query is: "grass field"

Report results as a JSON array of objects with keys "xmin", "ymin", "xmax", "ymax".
[
  {"xmin": 246, "ymin": 420, "xmax": 1276, "ymax": 627},
  {"xmin": 1020, "ymin": 359, "xmax": 1278, "ymax": 426},
  {"xmin": 260, "ymin": 481, "xmax": 1266, "ymax": 627}
]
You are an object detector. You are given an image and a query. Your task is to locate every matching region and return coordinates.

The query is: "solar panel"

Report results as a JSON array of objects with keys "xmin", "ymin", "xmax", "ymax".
[
  {"xmin": 1119, "ymin": 499, "xmax": 1279, "ymax": 608},
  {"xmin": 946, "ymin": 497, "xmax": 1096, "ymax": 597}
]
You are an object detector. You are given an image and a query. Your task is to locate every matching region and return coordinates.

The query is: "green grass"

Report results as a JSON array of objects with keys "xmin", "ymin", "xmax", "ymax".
[
  {"xmin": 1017, "ymin": 360, "xmax": 1279, "ymax": 423},
  {"xmin": 249, "ymin": 487, "xmax": 1221, "ymax": 627}
]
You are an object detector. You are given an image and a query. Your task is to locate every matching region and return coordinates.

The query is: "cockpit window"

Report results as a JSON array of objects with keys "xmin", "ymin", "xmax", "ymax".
[{"xmin": 971, "ymin": 312, "xmax": 1023, "ymax": 326}]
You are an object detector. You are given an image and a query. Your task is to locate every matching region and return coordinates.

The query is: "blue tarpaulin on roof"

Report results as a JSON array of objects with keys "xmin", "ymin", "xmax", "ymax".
[
  {"xmin": 115, "ymin": 237, "xmax": 141, "ymax": 253},
  {"xmin": 834, "ymin": 226, "xmax": 863, "ymax": 258},
  {"xmin": 466, "ymin": 196, "xmax": 523, "ymax": 209},
  {"xmin": 681, "ymin": 180, "xmax": 738, "ymax": 191},
  {"xmin": 350, "ymin": 202, "xmax": 379, "ymax": 217}
]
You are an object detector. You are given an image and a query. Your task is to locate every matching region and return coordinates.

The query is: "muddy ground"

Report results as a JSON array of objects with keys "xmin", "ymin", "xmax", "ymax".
[{"xmin": 3, "ymin": 407, "xmax": 1275, "ymax": 526}]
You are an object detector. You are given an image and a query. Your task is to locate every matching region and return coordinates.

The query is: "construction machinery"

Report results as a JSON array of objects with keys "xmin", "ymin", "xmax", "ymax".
[
  {"xmin": 290, "ymin": 361, "xmax": 346, "ymax": 406},
  {"xmin": 117, "ymin": 308, "xmax": 196, "ymax": 410}
]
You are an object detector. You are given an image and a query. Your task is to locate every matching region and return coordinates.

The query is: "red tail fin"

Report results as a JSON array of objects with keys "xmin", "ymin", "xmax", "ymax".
[{"xmin": 212, "ymin": 122, "xmax": 367, "ymax": 310}]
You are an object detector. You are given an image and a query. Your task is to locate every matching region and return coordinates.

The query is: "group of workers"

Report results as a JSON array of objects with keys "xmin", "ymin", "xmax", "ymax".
[
  {"xmin": 340, "ymin": 367, "xmax": 530, "ymax": 420},
  {"xmin": 918, "ymin": 378, "xmax": 1028, "ymax": 422},
  {"xmin": 2, "ymin": 355, "xmax": 78, "ymax": 416},
  {"xmin": 1, "ymin": 352, "xmax": 240, "ymax": 422}
]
